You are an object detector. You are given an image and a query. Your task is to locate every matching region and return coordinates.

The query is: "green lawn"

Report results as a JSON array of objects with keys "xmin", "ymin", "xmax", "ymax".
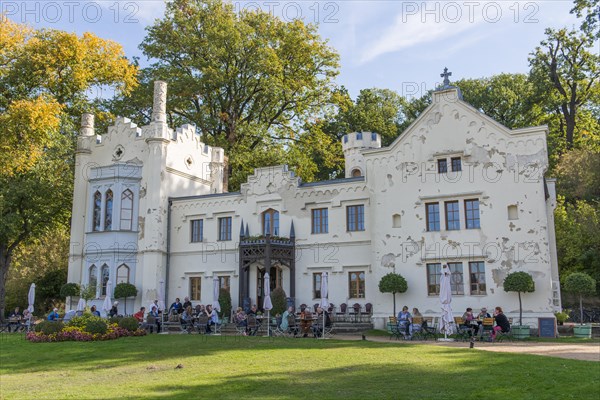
[{"xmin": 0, "ymin": 334, "xmax": 598, "ymax": 399}]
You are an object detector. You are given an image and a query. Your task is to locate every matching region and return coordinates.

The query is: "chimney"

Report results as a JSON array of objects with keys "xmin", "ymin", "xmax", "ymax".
[{"xmin": 80, "ymin": 113, "xmax": 95, "ymax": 136}]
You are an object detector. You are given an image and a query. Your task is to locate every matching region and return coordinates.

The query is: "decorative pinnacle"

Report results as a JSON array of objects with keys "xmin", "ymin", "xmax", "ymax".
[
  {"xmin": 80, "ymin": 113, "xmax": 95, "ymax": 136},
  {"xmin": 152, "ymin": 81, "xmax": 168, "ymax": 123}
]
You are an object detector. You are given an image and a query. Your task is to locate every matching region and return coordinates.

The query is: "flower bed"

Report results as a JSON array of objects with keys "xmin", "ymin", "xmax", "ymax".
[{"xmin": 26, "ymin": 314, "xmax": 146, "ymax": 342}]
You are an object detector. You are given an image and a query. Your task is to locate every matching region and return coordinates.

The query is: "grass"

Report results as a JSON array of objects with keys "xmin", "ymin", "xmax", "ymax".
[{"xmin": 0, "ymin": 334, "xmax": 599, "ymax": 400}]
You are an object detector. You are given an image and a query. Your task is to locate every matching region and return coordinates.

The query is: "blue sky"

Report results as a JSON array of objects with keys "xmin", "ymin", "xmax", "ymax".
[{"xmin": 3, "ymin": 0, "xmax": 585, "ymax": 99}]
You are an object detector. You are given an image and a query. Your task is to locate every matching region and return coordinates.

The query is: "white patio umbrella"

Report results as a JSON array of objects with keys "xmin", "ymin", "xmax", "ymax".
[
  {"xmin": 27, "ymin": 283, "xmax": 35, "ymax": 313},
  {"xmin": 102, "ymin": 280, "xmax": 113, "ymax": 316},
  {"xmin": 263, "ymin": 272, "xmax": 273, "ymax": 337},
  {"xmin": 76, "ymin": 297, "xmax": 86, "ymax": 312},
  {"xmin": 439, "ymin": 265, "xmax": 456, "ymax": 341},
  {"xmin": 212, "ymin": 277, "xmax": 221, "ymax": 335},
  {"xmin": 320, "ymin": 272, "xmax": 328, "ymax": 339}
]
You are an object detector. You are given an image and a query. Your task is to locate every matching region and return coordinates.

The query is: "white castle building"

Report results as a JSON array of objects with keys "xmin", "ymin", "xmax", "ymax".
[{"xmin": 67, "ymin": 78, "xmax": 561, "ymax": 328}]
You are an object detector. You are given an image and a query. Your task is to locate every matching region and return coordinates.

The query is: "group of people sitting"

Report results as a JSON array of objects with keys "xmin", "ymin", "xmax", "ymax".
[
  {"xmin": 396, "ymin": 305, "xmax": 511, "ymax": 341},
  {"xmin": 232, "ymin": 304, "xmax": 332, "ymax": 338},
  {"xmin": 460, "ymin": 306, "xmax": 511, "ymax": 340},
  {"xmin": 133, "ymin": 297, "xmax": 219, "ymax": 334},
  {"xmin": 4, "ymin": 307, "xmax": 33, "ymax": 332}
]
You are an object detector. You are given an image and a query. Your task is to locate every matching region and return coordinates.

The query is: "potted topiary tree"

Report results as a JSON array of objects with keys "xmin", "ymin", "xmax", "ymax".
[
  {"xmin": 113, "ymin": 283, "xmax": 138, "ymax": 315},
  {"xmin": 563, "ymin": 272, "xmax": 596, "ymax": 338},
  {"xmin": 271, "ymin": 287, "xmax": 287, "ymax": 317},
  {"xmin": 218, "ymin": 288, "xmax": 232, "ymax": 323},
  {"xmin": 60, "ymin": 282, "xmax": 80, "ymax": 310},
  {"xmin": 378, "ymin": 273, "xmax": 407, "ymax": 316},
  {"xmin": 503, "ymin": 271, "xmax": 535, "ymax": 339}
]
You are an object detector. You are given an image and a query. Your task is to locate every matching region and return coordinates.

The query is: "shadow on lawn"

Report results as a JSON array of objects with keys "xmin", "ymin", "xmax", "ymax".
[{"xmin": 1, "ymin": 334, "xmax": 430, "ymax": 374}]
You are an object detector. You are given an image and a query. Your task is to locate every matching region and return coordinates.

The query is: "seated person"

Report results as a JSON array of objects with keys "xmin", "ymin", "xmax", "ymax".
[
  {"xmin": 410, "ymin": 308, "xmax": 423, "ymax": 335},
  {"xmin": 204, "ymin": 305, "xmax": 217, "ymax": 334},
  {"xmin": 280, "ymin": 306, "xmax": 293, "ymax": 331},
  {"xmin": 109, "ymin": 301, "xmax": 119, "ymax": 318},
  {"xmin": 461, "ymin": 307, "xmax": 476, "ymax": 335},
  {"xmin": 149, "ymin": 306, "xmax": 161, "ymax": 333},
  {"xmin": 181, "ymin": 306, "xmax": 194, "ymax": 331},
  {"xmin": 21, "ymin": 310, "xmax": 32, "ymax": 331},
  {"xmin": 299, "ymin": 306, "xmax": 313, "ymax": 338},
  {"xmin": 247, "ymin": 304, "xmax": 258, "ymax": 316},
  {"xmin": 90, "ymin": 305, "xmax": 101, "ymax": 317},
  {"xmin": 133, "ymin": 307, "xmax": 146, "ymax": 323},
  {"xmin": 169, "ymin": 298, "xmax": 183, "ymax": 314},
  {"xmin": 491, "ymin": 306, "xmax": 511, "ymax": 341},
  {"xmin": 397, "ymin": 306, "xmax": 412, "ymax": 337},
  {"xmin": 476, "ymin": 307, "xmax": 491, "ymax": 336},
  {"xmin": 8, "ymin": 307, "xmax": 22, "ymax": 332},
  {"xmin": 311, "ymin": 307, "xmax": 331, "ymax": 338},
  {"xmin": 47, "ymin": 308, "xmax": 60, "ymax": 321},
  {"xmin": 182, "ymin": 296, "xmax": 192, "ymax": 310},
  {"xmin": 148, "ymin": 300, "xmax": 161, "ymax": 314}
]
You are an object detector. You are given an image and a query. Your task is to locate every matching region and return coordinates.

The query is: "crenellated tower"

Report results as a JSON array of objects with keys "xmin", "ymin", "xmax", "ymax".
[{"xmin": 341, "ymin": 131, "xmax": 382, "ymax": 178}]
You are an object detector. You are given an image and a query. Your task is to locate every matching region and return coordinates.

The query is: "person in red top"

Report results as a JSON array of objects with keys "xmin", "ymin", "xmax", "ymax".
[{"xmin": 133, "ymin": 307, "xmax": 146, "ymax": 323}]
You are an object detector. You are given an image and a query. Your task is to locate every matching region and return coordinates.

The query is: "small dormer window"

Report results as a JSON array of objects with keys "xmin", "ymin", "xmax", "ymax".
[
  {"xmin": 356, "ymin": 132, "xmax": 363, "ymax": 140},
  {"xmin": 371, "ymin": 133, "xmax": 377, "ymax": 141},
  {"xmin": 351, "ymin": 169, "xmax": 362, "ymax": 177},
  {"xmin": 343, "ymin": 135, "xmax": 348, "ymax": 143}
]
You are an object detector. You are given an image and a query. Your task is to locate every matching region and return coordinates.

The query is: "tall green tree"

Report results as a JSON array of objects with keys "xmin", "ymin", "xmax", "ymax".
[
  {"xmin": 111, "ymin": 0, "xmax": 339, "ymax": 190},
  {"xmin": 0, "ymin": 17, "xmax": 138, "ymax": 320},
  {"xmin": 529, "ymin": 28, "xmax": 600, "ymax": 150},
  {"xmin": 571, "ymin": 0, "xmax": 600, "ymax": 39}
]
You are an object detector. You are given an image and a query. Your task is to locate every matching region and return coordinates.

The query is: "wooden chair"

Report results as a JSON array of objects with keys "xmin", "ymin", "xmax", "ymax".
[
  {"xmin": 421, "ymin": 317, "xmax": 437, "ymax": 340},
  {"xmin": 411, "ymin": 316, "xmax": 425, "ymax": 340},
  {"xmin": 362, "ymin": 303, "xmax": 373, "ymax": 322},
  {"xmin": 350, "ymin": 303, "xmax": 361, "ymax": 323},
  {"xmin": 386, "ymin": 321, "xmax": 402, "ymax": 340},
  {"xmin": 454, "ymin": 317, "xmax": 471, "ymax": 341},
  {"xmin": 246, "ymin": 315, "xmax": 259, "ymax": 336},
  {"xmin": 336, "ymin": 303, "xmax": 347, "ymax": 322},
  {"xmin": 481, "ymin": 317, "xmax": 494, "ymax": 341},
  {"xmin": 195, "ymin": 314, "xmax": 209, "ymax": 334}
]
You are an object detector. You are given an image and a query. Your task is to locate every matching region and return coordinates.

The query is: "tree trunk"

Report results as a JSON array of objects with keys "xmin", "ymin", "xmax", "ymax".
[
  {"xmin": 518, "ymin": 291, "xmax": 523, "ymax": 325},
  {"xmin": 565, "ymin": 110, "xmax": 576, "ymax": 149},
  {"xmin": 392, "ymin": 292, "xmax": 397, "ymax": 316},
  {"xmin": 0, "ymin": 245, "xmax": 13, "ymax": 323},
  {"xmin": 579, "ymin": 295, "xmax": 584, "ymax": 325}
]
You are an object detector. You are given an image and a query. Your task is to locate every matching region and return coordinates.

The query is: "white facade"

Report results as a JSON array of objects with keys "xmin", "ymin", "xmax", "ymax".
[{"xmin": 68, "ymin": 82, "xmax": 560, "ymax": 328}]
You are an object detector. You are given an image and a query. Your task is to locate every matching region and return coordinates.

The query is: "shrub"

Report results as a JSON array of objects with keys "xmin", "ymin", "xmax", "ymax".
[
  {"xmin": 34, "ymin": 321, "xmax": 64, "ymax": 335},
  {"xmin": 114, "ymin": 283, "xmax": 138, "ymax": 314},
  {"xmin": 563, "ymin": 272, "xmax": 596, "ymax": 325},
  {"xmin": 503, "ymin": 271, "xmax": 535, "ymax": 325},
  {"xmin": 219, "ymin": 288, "xmax": 232, "ymax": 319},
  {"xmin": 378, "ymin": 273, "xmax": 408, "ymax": 316},
  {"xmin": 109, "ymin": 316, "xmax": 123, "ymax": 324},
  {"xmin": 271, "ymin": 287, "xmax": 287, "ymax": 316},
  {"xmin": 84, "ymin": 318, "xmax": 108, "ymax": 335},
  {"xmin": 67, "ymin": 313, "xmax": 102, "ymax": 329},
  {"xmin": 118, "ymin": 317, "xmax": 140, "ymax": 332},
  {"xmin": 60, "ymin": 283, "xmax": 80, "ymax": 298}
]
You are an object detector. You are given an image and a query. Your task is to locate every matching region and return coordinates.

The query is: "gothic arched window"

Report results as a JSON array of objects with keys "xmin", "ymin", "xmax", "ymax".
[
  {"xmin": 92, "ymin": 191, "xmax": 102, "ymax": 231},
  {"xmin": 101, "ymin": 264, "xmax": 110, "ymax": 296},
  {"xmin": 262, "ymin": 209, "xmax": 279, "ymax": 236},
  {"xmin": 116, "ymin": 264, "xmax": 130, "ymax": 284},
  {"xmin": 104, "ymin": 190, "xmax": 113, "ymax": 230},
  {"xmin": 120, "ymin": 189, "xmax": 133, "ymax": 230},
  {"xmin": 89, "ymin": 265, "xmax": 98, "ymax": 293}
]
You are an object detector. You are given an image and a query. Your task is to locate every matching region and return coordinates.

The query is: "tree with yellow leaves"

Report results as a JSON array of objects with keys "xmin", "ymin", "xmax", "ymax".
[{"xmin": 0, "ymin": 16, "xmax": 138, "ymax": 319}]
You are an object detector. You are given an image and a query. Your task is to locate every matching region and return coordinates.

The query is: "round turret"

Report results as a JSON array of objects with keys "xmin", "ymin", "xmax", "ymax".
[{"xmin": 341, "ymin": 131, "xmax": 381, "ymax": 178}]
